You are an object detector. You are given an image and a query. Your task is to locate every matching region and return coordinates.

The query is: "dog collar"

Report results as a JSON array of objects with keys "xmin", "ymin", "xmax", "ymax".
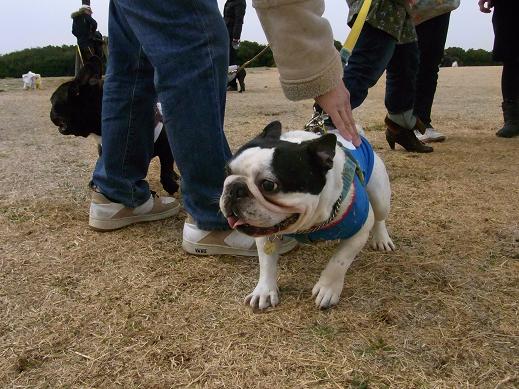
[{"xmin": 294, "ymin": 146, "xmax": 363, "ymax": 235}]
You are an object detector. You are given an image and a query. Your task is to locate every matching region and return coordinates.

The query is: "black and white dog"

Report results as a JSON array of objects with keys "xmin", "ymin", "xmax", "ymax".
[
  {"xmin": 50, "ymin": 57, "xmax": 179, "ymax": 195},
  {"xmin": 220, "ymin": 121, "xmax": 395, "ymax": 309}
]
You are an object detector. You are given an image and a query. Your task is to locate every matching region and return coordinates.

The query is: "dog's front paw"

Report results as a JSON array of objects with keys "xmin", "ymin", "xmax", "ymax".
[
  {"xmin": 371, "ymin": 221, "xmax": 396, "ymax": 252},
  {"xmin": 244, "ymin": 283, "xmax": 279, "ymax": 310},
  {"xmin": 312, "ymin": 277, "xmax": 344, "ymax": 309}
]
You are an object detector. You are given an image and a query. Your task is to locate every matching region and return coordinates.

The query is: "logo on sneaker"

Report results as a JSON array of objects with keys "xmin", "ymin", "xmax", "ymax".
[{"xmin": 195, "ymin": 248, "xmax": 207, "ymax": 254}]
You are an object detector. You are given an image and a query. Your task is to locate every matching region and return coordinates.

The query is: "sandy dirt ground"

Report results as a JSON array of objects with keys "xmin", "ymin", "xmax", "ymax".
[{"xmin": 1, "ymin": 67, "xmax": 518, "ymax": 388}]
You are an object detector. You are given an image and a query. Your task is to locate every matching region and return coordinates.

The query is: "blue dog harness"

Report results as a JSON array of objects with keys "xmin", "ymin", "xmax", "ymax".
[{"xmin": 288, "ymin": 136, "xmax": 375, "ymax": 243}]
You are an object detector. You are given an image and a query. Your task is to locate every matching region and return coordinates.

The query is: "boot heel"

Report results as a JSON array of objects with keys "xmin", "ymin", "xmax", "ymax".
[{"xmin": 384, "ymin": 117, "xmax": 434, "ymax": 153}]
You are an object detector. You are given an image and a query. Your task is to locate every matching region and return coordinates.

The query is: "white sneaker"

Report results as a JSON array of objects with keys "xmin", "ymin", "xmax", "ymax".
[
  {"xmin": 414, "ymin": 127, "xmax": 446, "ymax": 143},
  {"xmin": 89, "ymin": 191, "xmax": 180, "ymax": 231},
  {"xmin": 182, "ymin": 217, "xmax": 298, "ymax": 256}
]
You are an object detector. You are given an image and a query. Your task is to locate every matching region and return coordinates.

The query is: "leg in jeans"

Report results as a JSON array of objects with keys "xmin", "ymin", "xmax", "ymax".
[
  {"xmin": 385, "ymin": 41, "xmax": 419, "ymax": 115},
  {"xmin": 414, "ymin": 12, "xmax": 451, "ymax": 126},
  {"xmin": 343, "ymin": 24, "xmax": 396, "ymax": 109},
  {"xmin": 109, "ymin": 0, "xmax": 232, "ymax": 230},
  {"xmin": 92, "ymin": 0, "xmax": 157, "ymax": 208}
]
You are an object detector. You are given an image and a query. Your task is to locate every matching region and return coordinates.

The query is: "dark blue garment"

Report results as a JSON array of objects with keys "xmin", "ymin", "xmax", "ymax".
[
  {"xmin": 91, "ymin": 0, "xmax": 232, "ymax": 230},
  {"xmin": 289, "ymin": 137, "xmax": 374, "ymax": 243},
  {"xmin": 343, "ymin": 23, "xmax": 419, "ymax": 114}
]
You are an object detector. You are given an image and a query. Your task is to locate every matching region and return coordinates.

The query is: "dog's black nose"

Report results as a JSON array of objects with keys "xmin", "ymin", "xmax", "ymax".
[{"xmin": 229, "ymin": 181, "xmax": 249, "ymax": 200}]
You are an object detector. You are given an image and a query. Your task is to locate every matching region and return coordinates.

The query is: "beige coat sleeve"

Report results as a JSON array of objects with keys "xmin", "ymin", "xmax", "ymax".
[{"xmin": 253, "ymin": 0, "xmax": 343, "ymax": 101}]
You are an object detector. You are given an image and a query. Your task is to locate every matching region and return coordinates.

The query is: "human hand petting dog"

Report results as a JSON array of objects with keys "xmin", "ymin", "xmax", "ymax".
[{"xmin": 314, "ymin": 84, "xmax": 361, "ymax": 147}]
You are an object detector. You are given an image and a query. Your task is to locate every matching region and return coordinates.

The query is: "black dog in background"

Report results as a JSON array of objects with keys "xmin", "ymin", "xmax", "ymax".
[
  {"xmin": 50, "ymin": 57, "xmax": 179, "ymax": 195},
  {"xmin": 228, "ymin": 65, "xmax": 246, "ymax": 93}
]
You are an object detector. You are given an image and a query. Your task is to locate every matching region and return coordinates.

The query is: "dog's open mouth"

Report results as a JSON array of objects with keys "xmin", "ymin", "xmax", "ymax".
[{"xmin": 227, "ymin": 213, "xmax": 299, "ymax": 237}]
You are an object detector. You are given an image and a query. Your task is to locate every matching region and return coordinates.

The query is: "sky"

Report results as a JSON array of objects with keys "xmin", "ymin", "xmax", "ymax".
[{"xmin": 0, "ymin": 1, "xmax": 494, "ymax": 55}]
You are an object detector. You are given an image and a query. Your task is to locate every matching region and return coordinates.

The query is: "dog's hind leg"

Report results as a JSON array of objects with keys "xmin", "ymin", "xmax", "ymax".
[
  {"xmin": 238, "ymin": 70, "xmax": 245, "ymax": 93},
  {"xmin": 155, "ymin": 131, "xmax": 180, "ymax": 195},
  {"xmin": 366, "ymin": 154, "xmax": 395, "ymax": 251}
]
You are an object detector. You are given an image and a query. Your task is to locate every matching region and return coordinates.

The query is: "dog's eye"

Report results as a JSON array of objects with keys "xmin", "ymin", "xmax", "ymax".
[{"xmin": 261, "ymin": 179, "xmax": 278, "ymax": 193}]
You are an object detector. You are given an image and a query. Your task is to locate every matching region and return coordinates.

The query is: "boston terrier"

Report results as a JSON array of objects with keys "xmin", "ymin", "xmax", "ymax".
[
  {"xmin": 49, "ymin": 57, "xmax": 179, "ymax": 195},
  {"xmin": 220, "ymin": 121, "xmax": 395, "ymax": 310}
]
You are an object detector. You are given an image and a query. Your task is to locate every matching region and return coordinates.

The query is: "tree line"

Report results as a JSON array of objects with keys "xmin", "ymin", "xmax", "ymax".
[
  {"xmin": 441, "ymin": 47, "xmax": 498, "ymax": 67},
  {"xmin": 0, "ymin": 42, "xmax": 498, "ymax": 79},
  {"xmin": 0, "ymin": 41, "xmax": 275, "ymax": 79}
]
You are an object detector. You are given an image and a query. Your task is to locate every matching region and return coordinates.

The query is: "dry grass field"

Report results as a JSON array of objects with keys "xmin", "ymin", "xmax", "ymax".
[{"xmin": 1, "ymin": 66, "xmax": 518, "ymax": 388}]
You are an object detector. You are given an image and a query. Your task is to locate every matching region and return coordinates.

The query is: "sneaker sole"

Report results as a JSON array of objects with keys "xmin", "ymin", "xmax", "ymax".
[
  {"xmin": 89, "ymin": 203, "xmax": 180, "ymax": 231},
  {"xmin": 182, "ymin": 237, "xmax": 299, "ymax": 257},
  {"xmin": 420, "ymin": 136, "xmax": 446, "ymax": 143}
]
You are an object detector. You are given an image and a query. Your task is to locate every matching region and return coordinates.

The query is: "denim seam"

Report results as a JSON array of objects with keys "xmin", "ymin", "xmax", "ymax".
[
  {"xmin": 192, "ymin": 0, "xmax": 223, "ymax": 148},
  {"xmin": 190, "ymin": 0, "xmax": 228, "ymax": 229},
  {"xmin": 122, "ymin": 46, "xmax": 144, "ymax": 207}
]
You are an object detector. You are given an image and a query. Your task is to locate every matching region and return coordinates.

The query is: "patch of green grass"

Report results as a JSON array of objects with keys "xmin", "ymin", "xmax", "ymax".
[
  {"xmin": 0, "ymin": 206, "xmax": 36, "ymax": 223},
  {"xmin": 310, "ymin": 322, "xmax": 337, "ymax": 339},
  {"xmin": 355, "ymin": 336, "xmax": 392, "ymax": 356}
]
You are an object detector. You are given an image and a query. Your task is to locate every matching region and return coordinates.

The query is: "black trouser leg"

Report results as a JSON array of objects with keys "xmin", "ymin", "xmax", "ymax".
[
  {"xmin": 413, "ymin": 12, "xmax": 451, "ymax": 126},
  {"xmin": 502, "ymin": 60, "xmax": 519, "ymax": 101}
]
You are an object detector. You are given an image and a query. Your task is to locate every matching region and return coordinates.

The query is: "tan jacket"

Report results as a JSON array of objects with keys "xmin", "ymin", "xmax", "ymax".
[{"xmin": 253, "ymin": 0, "xmax": 343, "ymax": 101}]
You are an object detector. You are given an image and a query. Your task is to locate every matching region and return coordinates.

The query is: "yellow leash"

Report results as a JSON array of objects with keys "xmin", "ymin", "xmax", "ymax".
[
  {"xmin": 340, "ymin": 0, "xmax": 373, "ymax": 64},
  {"xmin": 76, "ymin": 45, "xmax": 84, "ymax": 67}
]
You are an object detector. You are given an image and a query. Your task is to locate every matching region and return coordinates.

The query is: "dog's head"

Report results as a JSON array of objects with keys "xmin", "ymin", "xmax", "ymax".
[
  {"xmin": 50, "ymin": 56, "xmax": 103, "ymax": 137},
  {"xmin": 220, "ymin": 121, "xmax": 342, "ymax": 237}
]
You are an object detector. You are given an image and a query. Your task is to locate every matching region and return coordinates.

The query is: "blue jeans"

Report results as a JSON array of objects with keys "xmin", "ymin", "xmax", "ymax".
[
  {"xmin": 343, "ymin": 23, "xmax": 419, "ymax": 114},
  {"xmin": 92, "ymin": 0, "xmax": 232, "ymax": 230}
]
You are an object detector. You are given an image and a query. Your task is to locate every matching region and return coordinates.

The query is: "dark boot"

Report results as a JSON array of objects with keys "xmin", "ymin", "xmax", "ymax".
[
  {"xmin": 496, "ymin": 100, "xmax": 519, "ymax": 138},
  {"xmin": 385, "ymin": 116, "xmax": 433, "ymax": 153}
]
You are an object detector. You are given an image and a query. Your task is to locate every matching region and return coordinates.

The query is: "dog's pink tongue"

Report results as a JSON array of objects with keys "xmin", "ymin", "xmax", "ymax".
[{"xmin": 227, "ymin": 216, "xmax": 244, "ymax": 229}]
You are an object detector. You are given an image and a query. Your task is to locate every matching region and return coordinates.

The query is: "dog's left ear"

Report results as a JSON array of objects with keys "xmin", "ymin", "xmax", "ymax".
[
  {"xmin": 307, "ymin": 133, "xmax": 337, "ymax": 170},
  {"xmin": 260, "ymin": 121, "xmax": 282, "ymax": 139}
]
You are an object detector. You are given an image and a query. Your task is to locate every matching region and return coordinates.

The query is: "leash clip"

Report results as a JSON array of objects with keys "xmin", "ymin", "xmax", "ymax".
[{"xmin": 304, "ymin": 108, "xmax": 329, "ymax": 135}]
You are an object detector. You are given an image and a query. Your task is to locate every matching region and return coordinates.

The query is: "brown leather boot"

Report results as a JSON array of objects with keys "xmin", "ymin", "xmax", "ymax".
[{"xmin": 385, "ymin": 116, "xmax": 433, "ymax": 153}]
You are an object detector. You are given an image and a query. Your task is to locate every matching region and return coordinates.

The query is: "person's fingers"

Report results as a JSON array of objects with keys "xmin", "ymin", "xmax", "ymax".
[
  {"xmin": 327, "ymin": 109, "xmax": 352, "ymax": 142},
  {"xmin": 339, "ymin": 109, "xmax": 361, "ymax": 147}
]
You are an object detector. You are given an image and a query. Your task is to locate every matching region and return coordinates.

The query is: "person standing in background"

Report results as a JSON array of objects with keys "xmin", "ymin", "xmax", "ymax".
[
  {"xmin": 479, "ymin": 0, "xmax": 519, "ymax": 138},
  {"xmin": 224, "ymin": 0, "xmax": 246, "ymax": 91},
  {"xmin": 413, "ymin": 6, "xmax": 458, "ymax": 143},
  {"xmin": 72, "ymin": 0, "xmax": 104, "ymax": 63},
  {"xmin": 339, "ymin": 0, "xmax": 434, "ymax": 153}
]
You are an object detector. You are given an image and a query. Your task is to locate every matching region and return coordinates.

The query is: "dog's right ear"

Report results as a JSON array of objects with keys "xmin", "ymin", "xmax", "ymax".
[
  {"xmin": 260, "ymin": 121, "xmax": 282, "ymax": 139},
  {"xmin": 307, "ymin": 133, "xmax": 337, "ymax": 171}
]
